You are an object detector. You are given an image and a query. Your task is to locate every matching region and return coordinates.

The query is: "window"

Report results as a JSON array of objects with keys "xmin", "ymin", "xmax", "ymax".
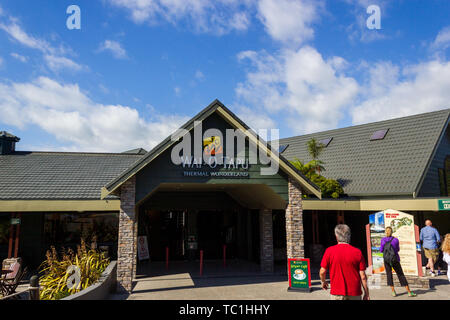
[
  {"xmin": 370, "ymin": 129, "xmax": 389, "ymax": 141},
  {"xmin": 319, "ymin": 138, "xmax": 333, "ymax": 147},
  {"xmin": 278, "ymin": 144, "xmax": 289, "ymax": 153}
]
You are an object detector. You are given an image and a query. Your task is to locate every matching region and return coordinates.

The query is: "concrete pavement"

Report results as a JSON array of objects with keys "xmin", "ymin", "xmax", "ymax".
[{"xmin": 110, "ymin": 261, "xmax": 450, "ymax": 300}]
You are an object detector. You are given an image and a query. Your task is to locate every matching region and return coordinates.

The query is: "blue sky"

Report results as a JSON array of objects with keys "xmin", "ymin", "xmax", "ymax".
[{"xmin": 0, "ymin": 0, "xmax": 449, "ymax": 152}]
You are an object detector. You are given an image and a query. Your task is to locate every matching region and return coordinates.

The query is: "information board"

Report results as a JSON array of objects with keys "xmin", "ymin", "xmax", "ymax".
[
  {"xmin": 384, "ymin": 209, "xmax": 418, "ymax": 276},
  {"xmin": 288, "ymin": 258, "xmax": 311, "ymax": 292},
  {"xmin": 368, "ymin": 209, "xmax": 418, "ymax": 276}
]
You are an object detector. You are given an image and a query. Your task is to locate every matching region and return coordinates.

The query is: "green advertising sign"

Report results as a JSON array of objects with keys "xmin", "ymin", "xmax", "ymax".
[
  {"xmin": 288, "ymin": 258, "xmax": 311, "ymax": 292},
  {"xmin": 438, "ymin": 199, "xmax": 450, "ymax": 211}
]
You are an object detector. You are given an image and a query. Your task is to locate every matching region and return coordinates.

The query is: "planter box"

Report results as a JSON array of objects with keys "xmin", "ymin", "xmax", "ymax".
[{"xmin": 61, "ymin": 261, "xmax": 117, "ymax": 300}]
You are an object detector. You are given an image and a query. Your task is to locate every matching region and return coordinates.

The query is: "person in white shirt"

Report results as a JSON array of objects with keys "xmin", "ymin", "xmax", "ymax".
[{"xmin": 441, "ymin": 234, "xmax": 450, "ymax": 282}]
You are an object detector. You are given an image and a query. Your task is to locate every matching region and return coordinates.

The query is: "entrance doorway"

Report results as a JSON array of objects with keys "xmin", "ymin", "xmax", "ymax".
[{"xmin": 138, "ymin": 208, "xmax": 258, "ymax": 264}]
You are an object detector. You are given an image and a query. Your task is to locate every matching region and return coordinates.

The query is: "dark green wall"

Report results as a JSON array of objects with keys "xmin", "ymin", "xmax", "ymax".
[
  {"xmin": 140, "ymin": 191, "xmax": 243, "ymax": 211},
  {"xmin": 136, "ymin": 112, "xmax": 288, "ymax": 205},
  {"xmin": 419, "ymin": 125, "xmax": 450, "ymax": 197},
  {"xmin": 19, "ymin": 213, "xmax": 45, "ymax": 270}
]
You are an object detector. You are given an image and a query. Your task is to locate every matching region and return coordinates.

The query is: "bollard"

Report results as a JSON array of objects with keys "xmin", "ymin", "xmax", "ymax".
[
  {"xmin": 29, "ymin": 275, "xmax": 40, "ymax": 300},
  {"xmin": 223, "ymin": 245, "xmax": 226, "ymax": 268},
  {"xmin": 199, "ymin": 250, "xmax": 204, "ymax": 276},
  {"xmin": 166, "ymin": 247, "xmax": 169, "ymax": 271}
]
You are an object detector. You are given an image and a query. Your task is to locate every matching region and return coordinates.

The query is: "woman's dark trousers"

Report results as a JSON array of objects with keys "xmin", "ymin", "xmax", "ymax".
[{"xmin": 384, "ymin": 260, "xmax": 409, "ymax": 287}]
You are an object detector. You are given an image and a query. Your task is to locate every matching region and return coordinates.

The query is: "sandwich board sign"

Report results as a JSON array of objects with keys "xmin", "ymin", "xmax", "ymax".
[
  {"xmin": 288, "ymin": 258, "xmax": 311, "ymax": 292},
  {"xmin": 137, "ymin": 236, "xmax": 150, "ymax": 261}
]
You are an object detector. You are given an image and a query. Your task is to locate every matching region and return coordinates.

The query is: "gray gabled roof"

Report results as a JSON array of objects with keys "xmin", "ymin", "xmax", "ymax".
[
  {"xmin": 0, "ymin": 151, "xmax": 144, "ymax": 200},
  {"xmin": 278, "ymin": 108, "xmax": 450, "ymax": 197}
]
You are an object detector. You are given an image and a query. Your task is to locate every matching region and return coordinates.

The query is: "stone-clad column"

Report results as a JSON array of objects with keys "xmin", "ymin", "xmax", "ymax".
[
  {"xmin": 286, "ymin": 178, "xmax": 304, "ymax": 260},
  {"xmin": 117, "ymin": 176, "xmax": 137, "ymax": 293},
  {"xmin": 259, "ymin": 208, "xmax": 274, "ymax": 273}
]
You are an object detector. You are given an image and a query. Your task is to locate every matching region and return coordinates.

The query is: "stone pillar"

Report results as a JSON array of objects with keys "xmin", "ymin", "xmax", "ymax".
[
  {"xmin": 259, "ymin": 208, "xmax": 274, "ymax": 273},
  {"xmin": 286, "ymin": 178, "xmax": 304, "ymax": 260},
  {"xmin": 116, "ymin": 176, "xmax": 137, "ymax": 293}
]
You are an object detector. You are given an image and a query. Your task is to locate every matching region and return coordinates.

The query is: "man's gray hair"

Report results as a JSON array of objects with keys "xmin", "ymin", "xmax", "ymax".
[{"xmin": 335, "ymin": 224, "xmax": 351, "ymax": 243}]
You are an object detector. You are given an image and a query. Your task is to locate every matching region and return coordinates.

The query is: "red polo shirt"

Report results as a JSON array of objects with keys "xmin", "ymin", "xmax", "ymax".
[{"xmin": 320, "ymin": 243, "xmax": 366, "ymax": 296}]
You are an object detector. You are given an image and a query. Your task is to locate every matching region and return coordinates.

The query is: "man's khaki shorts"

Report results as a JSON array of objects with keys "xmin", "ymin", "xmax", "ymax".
[
  {"xmin": 331, "ymin": 295, "xmax": 362, "ymax": 300},
  {"xmin": 424, "ymin": 248, "xmax": 440, "ymax": 262}
]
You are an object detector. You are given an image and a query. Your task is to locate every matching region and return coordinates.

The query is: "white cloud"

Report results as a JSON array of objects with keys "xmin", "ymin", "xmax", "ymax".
[
  {"xmin": 431, "ymin": 26, "xmax": 450, "ymax": 52},
  {"xmin": 97, "ymin": 40, "xmax": 128, "ymax": 59},
  {"xmin": 174, "ymin": 87, "xmax": 181, "ymax": 96},
  {"xmin": 195, "ymin": 70, "xmax": 205, "ymax": 80},
  {"xmin": 257, "ymin": 0, "xmax": 321, "ymax": 47},
  {"xmin": 10, "ymin": 52, "xmax": 27, "ymax": 62},
  {"xmin": 236, "ymin": 46, "xmax": 359, "ymax": 134},
  {"xmin": 0, "ymin": 56, "xmax": 3, "ymax": 66},
  {"xmin": 344, "ymin": 0, "xmax": 389, "ymax": 43},
  {"xmin": 44, "ymin": 55, "xmax": 84, "ymax": 72},
  {"xmin": 0, "ymin": 17, "xmax": 83, "ymax": 72},
  {"xmin": 235, "ymin": 105, "xmax": 276, "ymax": 130},
  {"xmin": 351, "ymin": 60, "xmax": 450, "ymax": 124},
  {"xmin": 0, "ymin": 77, "xmax": 189, "ymax": 152},
  {"xmin": 108, "ymin": 0, "xmax": 253, "ymax": 35},
  {"xmin": 0, "ymin": 19, "xmax": 52, "ymax": 53}
]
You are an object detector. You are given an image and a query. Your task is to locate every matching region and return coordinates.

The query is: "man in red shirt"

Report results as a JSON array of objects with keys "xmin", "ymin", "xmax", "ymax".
[{"xmin": 319, "ymin": 224, "xmax": 370, "ymax": 300}]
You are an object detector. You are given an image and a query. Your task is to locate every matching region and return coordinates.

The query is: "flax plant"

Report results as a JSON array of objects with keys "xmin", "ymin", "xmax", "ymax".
[{"xmin": 39, "ymin": 237, "xmax": 110, "ymax": 300}]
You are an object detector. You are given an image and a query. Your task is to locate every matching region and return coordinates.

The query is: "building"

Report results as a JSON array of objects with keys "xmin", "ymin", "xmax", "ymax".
[
  {"xmin": 278, "ymin": 108, "xmax": 450, "ymax": 262},
  {"xmin": 0, "ymin": 100, "xmax": 449, "ymax": 292}
]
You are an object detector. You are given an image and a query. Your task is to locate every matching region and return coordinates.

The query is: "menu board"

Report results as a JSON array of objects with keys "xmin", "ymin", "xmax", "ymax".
[{"xmin": 288, "ymin": 258, "xmax": 311, "ymax": 291}]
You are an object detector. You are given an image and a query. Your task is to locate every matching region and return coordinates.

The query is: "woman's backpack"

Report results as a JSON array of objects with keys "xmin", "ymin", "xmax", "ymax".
[{"xmin": 383, "ymin": 237, "xmax": 397, "ymax": 264}]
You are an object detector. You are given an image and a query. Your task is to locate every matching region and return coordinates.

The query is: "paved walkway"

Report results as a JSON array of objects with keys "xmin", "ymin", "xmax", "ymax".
[{"xmin": 110, "ymin": 261, "xmax": 450, "ymax": 300}]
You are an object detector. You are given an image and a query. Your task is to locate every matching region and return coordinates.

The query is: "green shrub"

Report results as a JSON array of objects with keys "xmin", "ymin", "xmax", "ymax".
[{"xmin": 39, "ymin": 238, "xmax": 110, "ymax": 300}]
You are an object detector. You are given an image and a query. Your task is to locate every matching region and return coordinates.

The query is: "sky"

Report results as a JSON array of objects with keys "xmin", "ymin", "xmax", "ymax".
[{"xmin": 0, "ymin": 0, "xmax": 449, "ymax": 152}]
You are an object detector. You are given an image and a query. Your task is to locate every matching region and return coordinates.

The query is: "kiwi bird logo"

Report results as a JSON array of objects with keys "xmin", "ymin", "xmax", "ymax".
[{"xmin": 203, "ymin": 136, "xmax": 223, "ymax": 156}]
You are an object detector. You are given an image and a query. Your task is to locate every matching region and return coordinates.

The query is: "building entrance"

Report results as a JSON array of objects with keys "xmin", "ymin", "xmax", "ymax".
[{"xmin": 138, "ymin": 201, "xmax": 261, "ymax": 268}]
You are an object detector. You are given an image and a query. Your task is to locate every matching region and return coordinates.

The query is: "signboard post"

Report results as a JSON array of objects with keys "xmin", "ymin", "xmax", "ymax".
[
  {"xmin": 137, "ymin": 236, "xmax": 150, "ymax": 261},
  {"xmin": 287, "ymin": 258, "xmax": 311, "ymax": 292}
]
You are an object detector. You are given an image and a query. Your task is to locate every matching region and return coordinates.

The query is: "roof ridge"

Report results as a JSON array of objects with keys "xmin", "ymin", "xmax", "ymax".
[
  {"xmin": 8, "ymin": 151, "xmax": 145, "ymax": 156},
  {"xmin": 278, "ymin": 107, "xmax": 450, "ymax": 142}
]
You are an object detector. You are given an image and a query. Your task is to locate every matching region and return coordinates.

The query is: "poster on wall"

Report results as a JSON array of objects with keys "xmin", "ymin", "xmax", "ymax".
[
  {"xmin": 384, "ymin": 209, "xmax": 418, "ymax": 276},
  {"xmin": 368, "ymin": 209, "xmax": 418, "ymax": 276},
  {"xmin": 137, "ymin": 236, "xmax": 150, "ymax": 261}
]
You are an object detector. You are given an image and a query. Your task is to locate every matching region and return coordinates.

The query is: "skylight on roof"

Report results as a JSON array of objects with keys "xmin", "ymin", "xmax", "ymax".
[
  {"xmin": 279, "ymin": 144, "xmax": 289, "ymax": 153},
  {"xmin": 370, "ymin": 129, "xmax": 389, "ymax": 141},
  {"xmin": 319, "ymin": 138, "xmax": 333, "ymax": 147}
]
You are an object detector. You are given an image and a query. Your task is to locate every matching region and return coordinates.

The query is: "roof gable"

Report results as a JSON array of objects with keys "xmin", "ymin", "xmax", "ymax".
[{"xmin": 102, "ymin": 99, "xmax": 321, "ymax": 199}]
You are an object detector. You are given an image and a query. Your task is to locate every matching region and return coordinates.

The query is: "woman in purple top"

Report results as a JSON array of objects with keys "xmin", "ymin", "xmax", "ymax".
[{"xmin": 380, "ymin": 227, "xmax": 417, "ymax": 297}]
